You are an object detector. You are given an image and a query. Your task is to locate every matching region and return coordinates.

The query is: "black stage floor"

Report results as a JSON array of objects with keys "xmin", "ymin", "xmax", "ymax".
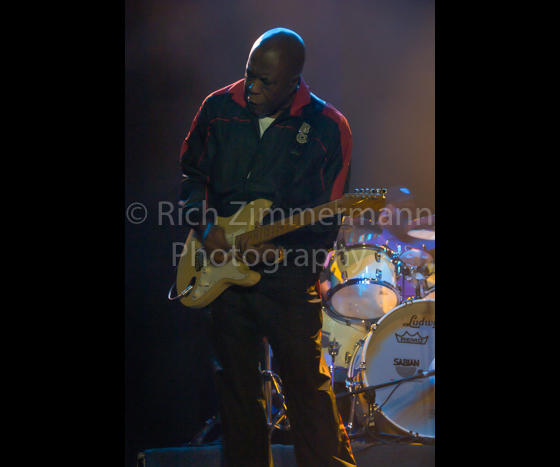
[{"xmin": 139, "ymin": 442, "xmax": 435, "ymax": 467}]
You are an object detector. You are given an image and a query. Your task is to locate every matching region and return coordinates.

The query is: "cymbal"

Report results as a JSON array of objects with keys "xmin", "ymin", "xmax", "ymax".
[
  {"xmin": 400, "ymin": 248, "xmax": 434, "ymax": 267},
  {"xmin": 407, "ymin": 215, "xmax": 436, "ymax": 241}
]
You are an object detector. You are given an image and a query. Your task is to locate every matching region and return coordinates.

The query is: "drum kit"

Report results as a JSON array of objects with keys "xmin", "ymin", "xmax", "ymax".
[
  {"xmin": 189, "ymin": 214, "xmax": 436, "ymax": 446},
  {"xmin": 320, "ymin": 214, "xmax": 436, "ymax": 442}
]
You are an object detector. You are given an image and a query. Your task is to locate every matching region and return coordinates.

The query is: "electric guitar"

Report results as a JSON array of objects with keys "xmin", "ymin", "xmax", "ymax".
[{"xmin": 172, "ymin": 189, "xmax": 387, "ymax": 309}]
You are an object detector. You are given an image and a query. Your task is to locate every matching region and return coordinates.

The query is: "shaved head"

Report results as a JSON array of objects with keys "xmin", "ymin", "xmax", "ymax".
[
  {"xmin": 250, "ymin": 28, "xmax": 306, "ymax": 76},
  {"xmin": 245, "ymin": 29, "xmax": 306, "ymax": 118}
]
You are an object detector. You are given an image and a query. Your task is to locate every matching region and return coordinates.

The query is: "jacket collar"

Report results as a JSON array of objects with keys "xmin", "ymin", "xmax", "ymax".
[{"xmin": 290, "ymin": 77, "xmax": 311, "ymax": 117}]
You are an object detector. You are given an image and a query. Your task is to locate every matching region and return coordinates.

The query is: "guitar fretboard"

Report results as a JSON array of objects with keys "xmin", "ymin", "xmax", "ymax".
[{"xmin": 234, "ymin": 194, "xmax": 385, "ymax": 249}]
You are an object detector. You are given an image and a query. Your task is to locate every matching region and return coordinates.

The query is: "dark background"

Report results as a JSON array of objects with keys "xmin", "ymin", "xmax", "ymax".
[{"xmin": 125, "ymin": 1, "xmax": 435, "ymax": 465}]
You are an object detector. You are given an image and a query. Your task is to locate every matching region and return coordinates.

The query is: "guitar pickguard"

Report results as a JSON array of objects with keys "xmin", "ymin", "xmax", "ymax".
[{"xmin": 225, "ymin": 227, "xmax": 247, "ymax": 248}]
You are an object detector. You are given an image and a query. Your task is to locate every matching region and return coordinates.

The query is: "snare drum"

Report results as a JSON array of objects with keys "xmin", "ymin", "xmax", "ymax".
[
  {"xmin": 348, "ymin": 300, "xmax": 436, "ymax": 439},
  {"xmin": 323, "ymin": 244, "xmax": 402, "ymax": 322},
  {"xmin": 321, "ymin": 309, "xmax": 371, "ymax": 382}
]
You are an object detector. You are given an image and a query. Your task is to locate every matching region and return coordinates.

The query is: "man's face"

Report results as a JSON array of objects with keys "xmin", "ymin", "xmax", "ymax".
[{"xmin": 244, "ymin": 46, "xmax": 298, "ymax": 119}]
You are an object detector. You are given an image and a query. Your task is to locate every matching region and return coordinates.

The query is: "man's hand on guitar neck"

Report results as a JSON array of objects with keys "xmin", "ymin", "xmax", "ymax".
[{"xmin": 236, "ymin": 224, "xmax": 283, "ymax": 266}]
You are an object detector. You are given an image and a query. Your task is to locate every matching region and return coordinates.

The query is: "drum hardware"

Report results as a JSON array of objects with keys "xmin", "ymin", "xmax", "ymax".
[
  {"xmin": 186, "ymin": 340, "xmax": 291, "ymax": 445},
  {"xmin": 187, "ymin": 415, "xmax": 221, "ymax": 446},
  {"xmin": 263, "ymin": 370, "xmax": 290, "ymax": 436},
  {"xmin": 403, "ymin": 266, "xmax": 434, "ymax": 300},
  {"xmin": 399, "ymin": 248, "xmax": 435, "ymax": 301},
  {"xmin": 329, "ymin": 339, "xmax": 341, "ymax": 359},
  {"xmin": 339, "ymin": 369, "xmax": 436, "ymax": 400},
  {"xmin": 264, "ymin": 340, "xmax": 290, "ymax": 436},
  {"xmin": 345, "ymin": 360, "xmax": 369, "ymax": 432},
  {"xmin": 339, "ymin": 369, "xmax": 436, "ymax": 441},
  {"xmin": 328, "ymin": 338, "xmax": 342, "ymax": 390},
  {"xmin": 336, "ymin": 237, "xmax": 348, "ymax": 264}
]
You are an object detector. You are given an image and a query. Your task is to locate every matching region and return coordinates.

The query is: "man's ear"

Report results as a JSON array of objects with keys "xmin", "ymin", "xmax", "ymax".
[{"xmin": 291, "ymin": 75, "xmax": 302, "ymax": 94}]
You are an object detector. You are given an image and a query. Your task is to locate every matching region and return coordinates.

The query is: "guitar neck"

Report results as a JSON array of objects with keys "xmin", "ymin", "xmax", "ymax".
[{"xmin": 236, "ymin": 193, "xmax": 385, "ymax": 248}]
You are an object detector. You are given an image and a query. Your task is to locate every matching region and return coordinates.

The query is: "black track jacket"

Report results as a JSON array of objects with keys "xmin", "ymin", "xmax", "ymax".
[{"xmin": 180, "ymin": 78, "xmax": 353, "ymax": 257}]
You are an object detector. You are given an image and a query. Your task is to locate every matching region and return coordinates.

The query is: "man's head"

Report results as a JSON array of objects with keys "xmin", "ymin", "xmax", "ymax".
[{"xmin": 245, "ymin": 28, "xmax": 306, "ymax": 118}]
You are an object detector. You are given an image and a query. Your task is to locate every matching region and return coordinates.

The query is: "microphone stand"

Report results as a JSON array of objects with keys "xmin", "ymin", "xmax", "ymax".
[{"xmin": 337, "ymin": 370, "xmax": 436, "ymax": 401}]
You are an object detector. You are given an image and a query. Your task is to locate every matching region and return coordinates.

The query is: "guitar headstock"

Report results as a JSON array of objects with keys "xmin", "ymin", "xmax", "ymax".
[
  {"xmin": 345, "ymin": 188, "xmax": 388, "ymax": 200},
  {"xmin": 338, "ymin": 188, "xmax": 388, "ymax": 213}
]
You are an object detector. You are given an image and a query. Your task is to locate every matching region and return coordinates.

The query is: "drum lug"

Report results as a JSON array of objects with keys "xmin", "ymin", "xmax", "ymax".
[
  {"xmin": 329, "ymin": 339, "xmax": 341, "ymax": 357},
  {"xmin": 346, "ymin": 379, "xmax": 363, "ymax": 391}
]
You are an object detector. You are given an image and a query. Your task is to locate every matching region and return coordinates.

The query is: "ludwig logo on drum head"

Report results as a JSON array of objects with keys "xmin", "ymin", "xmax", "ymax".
[{"xmin": 403, "ymin": 315, "xmax": 436, "ymax": 329}]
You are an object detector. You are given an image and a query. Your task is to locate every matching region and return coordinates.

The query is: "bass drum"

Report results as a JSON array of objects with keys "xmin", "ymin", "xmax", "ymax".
[{"xmin": 348, "ymin": 300, "xmax": 436, "ymax": 439}]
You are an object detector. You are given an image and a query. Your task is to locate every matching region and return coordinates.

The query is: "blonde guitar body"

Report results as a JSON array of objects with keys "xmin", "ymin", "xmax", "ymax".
[
  {"xmin": 176, "ymin": 199, "xmax": 273, "ymax": 309},
  {"xmin": 174, "ymin": 191, "xmax": 387, "ymax": 309}
]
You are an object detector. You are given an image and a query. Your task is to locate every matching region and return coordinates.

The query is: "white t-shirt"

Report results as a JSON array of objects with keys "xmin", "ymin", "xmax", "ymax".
[{"xmin": 259, "ymin": 117, "xmax": 276, "ymax": 137}]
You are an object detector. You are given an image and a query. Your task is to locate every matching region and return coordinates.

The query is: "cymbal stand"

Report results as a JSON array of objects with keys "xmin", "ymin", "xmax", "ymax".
[
  {"xmin": 345, "ymin": 361, "xmax": 367, "ymax": 437},
  {"xmin": 415, "ymin": 281, "xmax": 424, "ymax": 301},
  {"xmin": 263, "ymin": 339, "xmax": 290, "ymax": 438}
]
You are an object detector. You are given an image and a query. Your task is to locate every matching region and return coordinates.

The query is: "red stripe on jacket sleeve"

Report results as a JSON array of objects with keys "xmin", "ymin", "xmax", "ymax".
[
  {"xmin": 323, "ymin": 104, "xmax": 353, "ymax": 201},
  {"xmin": 181, "ymin": 80, "xmax": 246, "ymax": 159}
]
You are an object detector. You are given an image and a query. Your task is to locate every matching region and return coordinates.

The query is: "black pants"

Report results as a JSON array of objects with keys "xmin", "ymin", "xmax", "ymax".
[{"xmin": 209, "ymin": 264, "xmax": 357, "ymax": 467}]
